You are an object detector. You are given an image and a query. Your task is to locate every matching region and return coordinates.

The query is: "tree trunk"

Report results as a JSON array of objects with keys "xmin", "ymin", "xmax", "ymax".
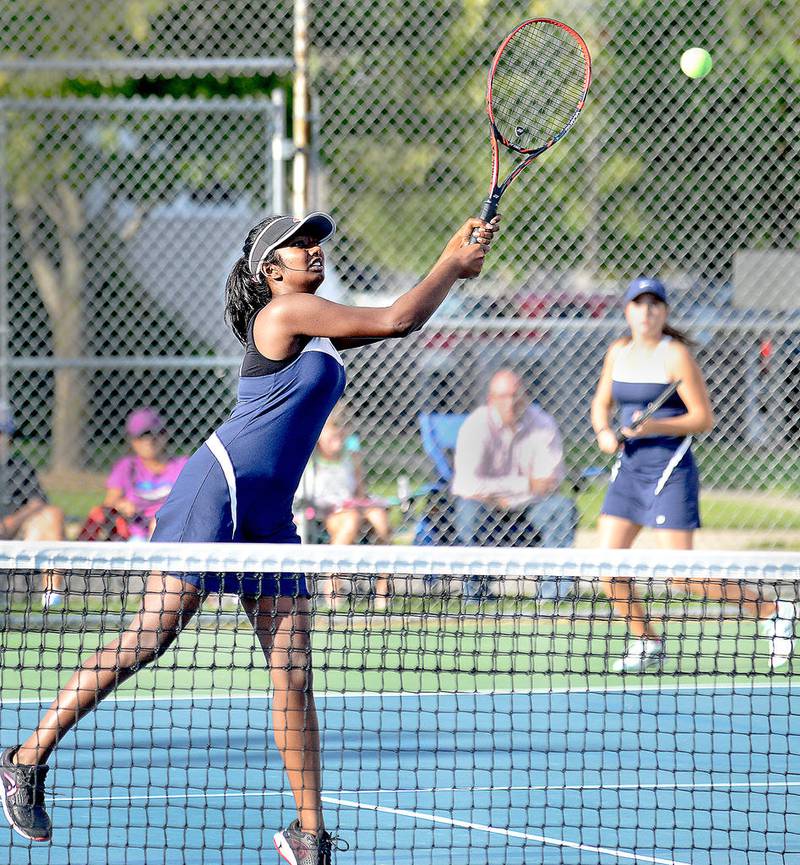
[
  {"xmin": 15, "ymin": 184, "xmax": 86, "ymax": 474},
  {"xmin": 50, "ymin": 324, "xmax": 85, "ymax": 473}
]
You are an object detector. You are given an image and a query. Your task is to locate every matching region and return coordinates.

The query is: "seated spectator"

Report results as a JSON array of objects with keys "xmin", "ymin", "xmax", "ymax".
[
  {"xmin": 297, "ymin": 412, "xmax": 392, "ymax": 611},
  {"xmin": 100, "ymin": 408, "xmax": 187, "ymax": 541},
  {"xmin": 451, "ymin": 369, "xmax": 577, "ymax": 602},
  {"xmin": 0, "ymin": 402, "xmax": 66, "ymax": 609}
]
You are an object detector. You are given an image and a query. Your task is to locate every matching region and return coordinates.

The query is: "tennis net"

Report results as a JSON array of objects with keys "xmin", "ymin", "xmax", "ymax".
[{"xmin": 0, "ymin": 541, "xmax": 798, "ymax": 865}]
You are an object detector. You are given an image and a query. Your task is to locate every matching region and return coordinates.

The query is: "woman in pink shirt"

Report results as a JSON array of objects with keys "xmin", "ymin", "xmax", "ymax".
[{"xmin": 103, "ymin": 408, "xmax": 188, "ymax": 539}]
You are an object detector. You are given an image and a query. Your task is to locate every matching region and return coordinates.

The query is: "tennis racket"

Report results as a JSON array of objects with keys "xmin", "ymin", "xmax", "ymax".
[
  {"xmin": 617, "ymin": 380, "xmax": 683, "ymax": 443},
  {"xmin": 470, "ymin": 18, "xmax": 592, "ymax": 242}
]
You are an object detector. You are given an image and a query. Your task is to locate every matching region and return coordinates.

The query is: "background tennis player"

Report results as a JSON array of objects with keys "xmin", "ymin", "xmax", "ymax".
[{"xmin": 591, "ymin": 276, "xmax": 795, "ymax": 673}]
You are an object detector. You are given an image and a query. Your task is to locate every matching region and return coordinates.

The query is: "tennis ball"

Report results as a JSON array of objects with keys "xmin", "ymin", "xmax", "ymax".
[{"xmin": 680, "ymin": 47, "xmax": 712, "ymax": 79}]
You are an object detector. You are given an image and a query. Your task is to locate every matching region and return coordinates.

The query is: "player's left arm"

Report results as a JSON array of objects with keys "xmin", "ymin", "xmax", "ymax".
[
  {"xmin": 625, "ymin": 342, "xmax": 714, "ymax": 438},
  {"xmin": 333, "ymin": 218, "xmax": 499, "ymax": 350}
]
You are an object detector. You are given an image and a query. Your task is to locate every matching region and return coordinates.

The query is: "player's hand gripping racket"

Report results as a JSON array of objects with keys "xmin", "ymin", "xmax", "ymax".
[
  {"xmin": 470, "ymin": 18, "xmax": 591, "ymax": 243},
  {"xmin": 617, "ymin": 380, "xmax": 683, "ymax": 443}
]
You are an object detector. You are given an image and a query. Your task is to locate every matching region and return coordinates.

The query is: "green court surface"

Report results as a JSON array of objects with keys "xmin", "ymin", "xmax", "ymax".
[{"xmin": 2, "ymin": 598, "xmax": 793, "ymax": 700}]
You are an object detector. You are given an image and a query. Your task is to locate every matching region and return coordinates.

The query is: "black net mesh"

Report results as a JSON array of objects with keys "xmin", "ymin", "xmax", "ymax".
[{"xmin": 0, "ymin": 543, "xmax": 798, "ymax": 864}]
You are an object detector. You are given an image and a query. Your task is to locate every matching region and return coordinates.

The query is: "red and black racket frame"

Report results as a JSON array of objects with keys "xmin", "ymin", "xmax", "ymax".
[{"xmin": 475, "ymin": 18, "xmax": 592, "ymax": 227}]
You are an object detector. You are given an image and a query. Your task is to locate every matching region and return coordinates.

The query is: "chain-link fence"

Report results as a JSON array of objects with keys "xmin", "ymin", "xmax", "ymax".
[
  {"xmin": 1, "ymin": 0, "xmax": 799, "ymax": 549},
  {"xmin": 1, "ymin": 96, "xmax": 280, "ymax": 462}
]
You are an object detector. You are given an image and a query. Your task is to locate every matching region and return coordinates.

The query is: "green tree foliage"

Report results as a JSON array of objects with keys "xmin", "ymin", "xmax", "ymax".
[
  {"xmin": 314, "ymin": 0, "xmax": 798, "ymax": 288},
  {"xmin": 0, "ymin": 2, "xmax": 286, "ymax": 470}
]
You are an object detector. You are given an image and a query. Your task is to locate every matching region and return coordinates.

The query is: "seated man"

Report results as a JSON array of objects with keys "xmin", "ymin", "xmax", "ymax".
[
  {"xmin": 451, "ymin": 369, "xmax": 577, "ymax": 601},
  {"xmin": 0, "ymin": 403, "xmax": 66, "ymax": 609}
]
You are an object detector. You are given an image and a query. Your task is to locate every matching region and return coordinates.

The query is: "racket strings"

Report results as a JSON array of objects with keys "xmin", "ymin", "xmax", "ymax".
[{"xmin": 491, "ymin": 22, "xmax": 587, "ymax": 152}]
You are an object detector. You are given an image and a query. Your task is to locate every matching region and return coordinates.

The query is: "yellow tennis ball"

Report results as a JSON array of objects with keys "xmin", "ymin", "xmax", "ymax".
[{"xmin": 680, "ymin": 47, "xmax": 712, "ymax": 79}]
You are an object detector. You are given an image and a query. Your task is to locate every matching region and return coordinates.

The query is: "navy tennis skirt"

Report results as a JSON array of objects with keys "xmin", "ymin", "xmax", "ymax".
[
  {"xmin": 150, "ymin": 444, "xmax": 309, "ymax": 598},
  {"xmin": 602, "ymin": 450, "xmax": 700, "ymax": 530}
]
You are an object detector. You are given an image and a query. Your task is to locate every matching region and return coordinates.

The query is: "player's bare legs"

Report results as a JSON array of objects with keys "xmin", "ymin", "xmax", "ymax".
[
  {"xmin": 657, "ymin": 529, "xmax": 794, "ymax": 666},
  {"xmin": 19, "ymin": 505, "xmax": 66, "ymax": 607},
  {"xmin": 656, "ymin": 529, "xmax": 779, "ymax": 619},
  {"xmin": 598, "ymin": 514, "xmax": 667, "ymax": 673},
  {"xmin": 598, "ymin": 514, "xmax": 652, "ymax": 639},
  {"xmin": 16, "ymin": 572, "xmax": 201, "ymax": 766},
  {"xmin": 242, "ymin": 595, "xmax": 322, "ymax": 834}
]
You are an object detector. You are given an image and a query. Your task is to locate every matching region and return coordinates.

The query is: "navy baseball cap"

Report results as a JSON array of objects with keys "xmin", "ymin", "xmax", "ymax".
[{"xmin": 624, "ymin": 276, "xmax": 668, "ymax": 305}]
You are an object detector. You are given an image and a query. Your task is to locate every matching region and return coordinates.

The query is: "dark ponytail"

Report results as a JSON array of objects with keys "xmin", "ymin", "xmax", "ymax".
[
  {"xmin": 662, "ymin": 322, "xmax": 696, "ymax": 349},
  {"xmin": 224, "ymin": 217, "xmax": 283, "ymax": 345}
]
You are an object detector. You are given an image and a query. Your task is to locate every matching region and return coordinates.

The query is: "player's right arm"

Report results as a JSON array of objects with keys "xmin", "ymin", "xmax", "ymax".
[
  {"xmin": 591, "ymin": 339, "xmax": 626, "ymax": 455},
  {"xmin": 258, "ymin": 218, "xmax": 498, "ymax": 353}
]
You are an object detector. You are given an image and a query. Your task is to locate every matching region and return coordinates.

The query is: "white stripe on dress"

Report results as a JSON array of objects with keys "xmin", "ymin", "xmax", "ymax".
[
  {"xmin": 205, "ymin": 432, "xmax": 238, "ymax": 537},
  {"xmin": 301, "ymin": 336, "xmax": 344, "ymax": 366},
  {"xmin": 653, "ymin": 435, "xmax": 692, "ymax": 496}
]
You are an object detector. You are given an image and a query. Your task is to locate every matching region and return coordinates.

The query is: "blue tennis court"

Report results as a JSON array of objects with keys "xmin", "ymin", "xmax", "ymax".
[{"xmin": 2, "ymin": 684, "xmax": 798, "ymax": 865}]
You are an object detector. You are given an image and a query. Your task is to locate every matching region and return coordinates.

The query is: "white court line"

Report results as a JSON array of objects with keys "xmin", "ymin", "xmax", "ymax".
[
  {"xmin": 3, "ymin": 678, "xmax": 799, "ymax": 705},
  {"xmin": 321, "ymin": 795, "xmax": 692, "ymax": 865},
  {"xmin": 336, "ymin": 779, "xmax": 800, "ymax": 795},
  {"xmin": 51, "ymin": 780, "xmax": 796, "ymax": 865},
  {"xmin": 50, "ymin": 787, "xmax": 692, "ymax": 865}
]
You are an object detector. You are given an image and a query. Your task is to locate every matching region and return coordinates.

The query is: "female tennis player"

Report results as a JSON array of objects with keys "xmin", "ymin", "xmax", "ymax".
[
  {"xmin": 1, "ymin": 211, "xmax": 500, "ymax": 864},
  {"xmin": 591, "ymin": 276, "xmax": 795, "ymax": 673}
]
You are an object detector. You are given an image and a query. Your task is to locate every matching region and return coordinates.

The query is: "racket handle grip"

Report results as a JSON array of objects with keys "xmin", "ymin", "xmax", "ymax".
[{"xmin": 469, "ymin": 197, "xmax": 500, "ymax": 244}]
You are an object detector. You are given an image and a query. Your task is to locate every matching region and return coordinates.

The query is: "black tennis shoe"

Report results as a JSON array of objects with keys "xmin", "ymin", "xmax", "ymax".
[{"xmin": 0, "ymin": 747, "xmax": 52, "ymax": 842}]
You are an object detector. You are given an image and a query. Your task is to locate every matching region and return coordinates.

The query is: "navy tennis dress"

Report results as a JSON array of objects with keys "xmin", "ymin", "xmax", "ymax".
[
  {"xmin": 601, "ymin": 336, "xmax": 700, "ymax": 530},
  {"xmin": 151, "ymin": 315, "xmax": 346, "ymax": 595}
]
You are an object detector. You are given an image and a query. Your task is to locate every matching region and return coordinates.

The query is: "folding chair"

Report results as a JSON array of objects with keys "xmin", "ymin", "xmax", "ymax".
[
  {"xmin": 418, "ymin": 412, "xmax": 467, "ymax": 485},
  {"xmin": 414, "ymin": 412, "xmax": 468, "ymax": 547}
]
